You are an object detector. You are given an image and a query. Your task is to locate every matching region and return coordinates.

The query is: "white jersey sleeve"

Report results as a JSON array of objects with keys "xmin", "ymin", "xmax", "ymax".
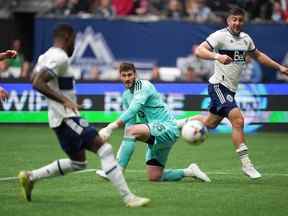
[
  {"xmin": 34, "ymin": 48, "xmax": 68, "ymax": 77},
  {"xmin": 206, "ymin": 30, "xmax": 224, "ymax": 50},
  {"xmin": 246, "ymin": 34, "xmax": 256, "ymax": 52}
]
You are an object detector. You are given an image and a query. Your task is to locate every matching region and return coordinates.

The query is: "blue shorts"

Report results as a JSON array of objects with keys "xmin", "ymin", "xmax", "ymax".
[
  {"xmin": 53, "ymin": 117, "xmax": 97, "ymax": 157},
  {"xmin": 208, "ymin": 83, "xmax": 237, "ymax": 117}
]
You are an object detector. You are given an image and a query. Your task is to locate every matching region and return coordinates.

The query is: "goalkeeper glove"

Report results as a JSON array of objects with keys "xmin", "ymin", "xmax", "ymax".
[{"xmin": 99, "ymin": 121, "xmax": 119, "ymax": 142}]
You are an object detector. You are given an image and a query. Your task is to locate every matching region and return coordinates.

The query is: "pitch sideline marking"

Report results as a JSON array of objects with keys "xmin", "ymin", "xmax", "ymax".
[{"xmin": 1, "ymin": 169, "xmax": 288, "ymax": 182}]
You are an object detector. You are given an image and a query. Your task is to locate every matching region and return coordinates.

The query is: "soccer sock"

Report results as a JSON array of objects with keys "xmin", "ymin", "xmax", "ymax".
[
  {"xmin": 116, "ymin": 136, "xmax": 136, "ymax": 169},
  {"xmin": 160, "ymin": 169, "xmax": 185, "ymax": 181},
  {"xmin": 97, "ymin": 143, "xmax": 133, "ymax": 201},
  {"xmin": 30, "ymin": 159, "xmax": 86, "ymax": 182},
  {"xmin": 236, "ymin": 143, "xmax": 251, "ymax": 166}
]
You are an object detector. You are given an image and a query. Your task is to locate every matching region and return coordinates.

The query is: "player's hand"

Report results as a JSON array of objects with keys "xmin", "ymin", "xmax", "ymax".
[
  {"xmin": 0, "ymin": 87, "xmax": 8, "ymax": 101},
  {"xmin": 63, "ymin": 99, "xmax": 81, "ymax": 114},
  {"xmin": 216, "ymin": 54, "xmax": 233, "ymax": 65},
  {"xmin": 4, "ymin": 50, "xmax": 17, "ymax": 59},
  {"xmin": 99, "ymin": 127, "xmax": 113, "ymax": 142},
  {"xmin": 98, "ymin": 121, "xmax": 120, "ymax": 142},
  {"xmin": 279, "ymin": 65, "xmax": 288, "ymax": 76}
]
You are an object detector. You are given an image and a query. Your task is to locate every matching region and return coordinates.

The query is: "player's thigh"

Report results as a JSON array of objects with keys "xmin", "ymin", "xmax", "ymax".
[
  {"xmin": 145, "ymin": 122, "xmax": 177, "ymax": 166},
  {"xmin": 126, "ymin": 124, "xmax": 150, "ymax": 142},
  {"xmin": 145, "ymin": 142, "xmax": 173, "ymax": 168},
  {"xmin": 53, "ymin": 119, "xmax": 88, "ymax": 161},
  {"xmin": 205, "ymin": 112, "xmax": 224, "ymax": 129},
  {"xmin": 57, "ymin": 117, "xmax": 101, "ymax": 157}
]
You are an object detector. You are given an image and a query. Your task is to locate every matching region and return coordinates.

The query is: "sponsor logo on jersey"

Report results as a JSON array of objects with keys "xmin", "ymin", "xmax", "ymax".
[{"xmin": 218, "ymin": 49, "xmax": 246, "ymax": 62}]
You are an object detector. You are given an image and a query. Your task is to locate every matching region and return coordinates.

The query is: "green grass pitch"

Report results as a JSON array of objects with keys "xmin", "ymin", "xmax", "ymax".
[{"xmin": 0, "ymin": 126, "xmax": 288, "ymax": 216}]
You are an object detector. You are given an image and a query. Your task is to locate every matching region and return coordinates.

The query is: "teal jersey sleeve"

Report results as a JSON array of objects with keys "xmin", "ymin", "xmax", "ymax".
[
  {"xmin": 122, "ymin": 92, "xmax": 137, "ymax": 127},
  {"xmin": 120, "ymin": 80, "xmax": 151, "ymax": 123}
]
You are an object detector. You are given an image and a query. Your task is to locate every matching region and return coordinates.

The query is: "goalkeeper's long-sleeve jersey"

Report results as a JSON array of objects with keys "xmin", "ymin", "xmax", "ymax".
[{"xmin": 119, "ymin": 80, "xmax": 176, "ymax": 124}]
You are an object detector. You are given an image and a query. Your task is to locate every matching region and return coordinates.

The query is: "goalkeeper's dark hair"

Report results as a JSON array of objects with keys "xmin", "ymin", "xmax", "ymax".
[
  {"xmin": 228, "ymin": 7, "xmax": 245, "ymax": 17},
  {"xmin": 119, "ymin": 62, "xmax": 136, "ymax": 74},
  {"xmin": 53, "ymin": 24, "xmax": 75, "ymax": 41}
]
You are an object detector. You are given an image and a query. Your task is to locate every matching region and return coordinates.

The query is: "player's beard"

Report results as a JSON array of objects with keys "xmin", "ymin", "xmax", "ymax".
[{"xmin": 127, "ymin": 80, "xmax": 135, "ymax": 89}]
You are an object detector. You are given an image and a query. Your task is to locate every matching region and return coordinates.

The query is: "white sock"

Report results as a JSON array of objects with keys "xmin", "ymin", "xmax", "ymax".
[
  {"xmin": 97, "ymin": 143, "xmax": 133, "ymax": 201},
  {"xmin": 30, "ymin": 159, "xmax": 87, "ymax": 182},
  {"xmin": 236, "ymin": 143, "xmax": 251, "ymax": 166}
]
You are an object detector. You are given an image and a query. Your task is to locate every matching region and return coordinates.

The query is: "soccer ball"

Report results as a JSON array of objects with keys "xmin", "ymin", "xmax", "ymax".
[{"xmin": 181, "ymin": 120, "xmax": 208, "ymax": 145}]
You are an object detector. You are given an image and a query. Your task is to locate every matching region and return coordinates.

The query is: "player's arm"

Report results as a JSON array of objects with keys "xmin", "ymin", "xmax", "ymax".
[
  {"xmin": 0, "ymin": 86, "xmax": 9, "ymax": 101},
  {"xmin": 99, "ymin": 83, "xmax": 150, "ymax": 141},
  {"xmin": 32, "ymin": 68, "xmax": 80, "ymax": 113},
  {"xmin": 249, "ymin": 49, "xmax": 288, "ymax": 76},
  {"xmin": 0, "ymin": 50, "xmax": 17, "ymax": 61},
  {"xmin": 99, "ymin": 94, "xmax": 146, "ymax": 141},
  {"xmin": 195, "ymin": 41, "xmax": 233, "ymax": 65}
]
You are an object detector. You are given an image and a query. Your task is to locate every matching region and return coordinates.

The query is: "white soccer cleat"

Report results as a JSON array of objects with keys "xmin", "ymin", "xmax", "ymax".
[
  {"xmin": 124, "ymin": 195, "xmax": 150, "ymax": 208},
  {"xmin": 242, "ymin": 164, "xmax": 262, "ymax": 179},
  {"xmin": 186, "ymin": 163, "xmax": 211, "ymax": 182},
  {"xmin": 95, "ymin": 169, "xmax": 109, "ymax": 180},
  {"xmin": 18, "ymin": 171, "xmax": 34, "ymax": 202}
]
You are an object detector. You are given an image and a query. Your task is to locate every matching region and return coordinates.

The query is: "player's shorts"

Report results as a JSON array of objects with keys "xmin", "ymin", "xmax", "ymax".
[
  {"xmin": 145, "ymin": 121, "xmax": 179, "ymax": 167},
  {"xmin": 208, "ymin": 83, "xmax": 238, "ymax": 117},
  {"xmin": 53, "ymin": 117, "xmax": 97, "ymax": 157}
]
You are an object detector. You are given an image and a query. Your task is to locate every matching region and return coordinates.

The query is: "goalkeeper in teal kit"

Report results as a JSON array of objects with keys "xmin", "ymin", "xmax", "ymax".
[{"xmin": 97, "ymin": 62, "xmax": 210, "ymax": 182}]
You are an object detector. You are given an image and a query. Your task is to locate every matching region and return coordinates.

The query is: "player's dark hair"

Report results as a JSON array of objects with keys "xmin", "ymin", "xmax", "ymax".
[
  {"xmin": 53, "ymin": 24, "xmax": 75, "ymax": 40},
  {"xmin": 229, "ymin": 7, "xmax": 245, "ymax": 17},
  {"xmin": 119, "ymin": 62, "xmax": 136, "ymax": 74}
]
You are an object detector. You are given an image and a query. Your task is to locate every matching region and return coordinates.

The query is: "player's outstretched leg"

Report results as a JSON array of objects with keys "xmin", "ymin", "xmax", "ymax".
[
  {"xmin": 18, "ymin": 159, "xmax": 86, "ymax": 202},
  {"xmin": 184, "ymin": 163, "xmax": 211, "ymax": 182},
  {"xmin": 18, "ymin": 171, "xmax": 34, "ymax": 202},
  {"xmin": 95, "ymin": 166, "xmax": 150, "ymax": 207},
  {"xmin": 97, "ymin": 143, "xmax": 150, "ymax": 207},
  {"xmin": 229, "ymin": 109, "xmax": 262, "ymax": 179}
]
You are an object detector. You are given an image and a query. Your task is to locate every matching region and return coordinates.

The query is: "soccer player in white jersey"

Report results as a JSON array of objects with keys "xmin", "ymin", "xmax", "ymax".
[
  {"xmin": 178, "ymin": 7, "xmax": 288, "ymax": 179},
  {"xmin": 17, "ymin": 24, "xmax": 150, "ymax": 207},
  {"xmin": 0, "ymin": 50, "xmax": 17, "ymax": 102}
]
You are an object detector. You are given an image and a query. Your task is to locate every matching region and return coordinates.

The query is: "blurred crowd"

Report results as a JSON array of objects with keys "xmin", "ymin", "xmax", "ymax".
[
  {"xmin": 1, "ymin": 38, "xmax": 288, "ymax": 83},
  {"xmin": 1, "ymin": 0, "xmax": 288, "ymax": 83},
  {"xmin": 0, "ymin": 39, "xmax": 30, "ymax": 79},
  {"xmin": 40, "ymin": 0, "xmax": 288, "ymax": 23},
  {"xmin": 2, "ymin": 39, "xmax": 286, "ymax": 83}
]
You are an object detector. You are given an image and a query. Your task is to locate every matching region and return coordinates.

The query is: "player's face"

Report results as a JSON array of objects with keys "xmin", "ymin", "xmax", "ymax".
[
  {"xmin": 120, "ymin": 70, "xmax": 136, "ymax": 89},
  {"xmin": 227, "ymin": 15, "xmax": 245, "ymax": 35}
]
